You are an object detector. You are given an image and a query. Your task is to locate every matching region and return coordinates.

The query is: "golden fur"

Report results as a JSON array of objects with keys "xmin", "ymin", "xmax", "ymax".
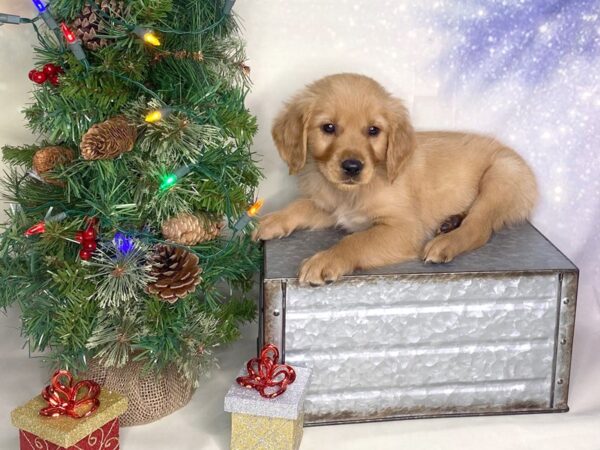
[{"xmin": 255, "ymin": 74, "xmax": 538, "ymax": 286}]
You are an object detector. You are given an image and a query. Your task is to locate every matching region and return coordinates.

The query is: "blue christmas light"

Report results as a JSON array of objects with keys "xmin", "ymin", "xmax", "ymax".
[
  {"xmin": 31, "ymin": 0, "xmax": 47, "ymax": 13},
  {"xmin": 114, "ymin": 232, "xmax": 135, "ymax": 255}
]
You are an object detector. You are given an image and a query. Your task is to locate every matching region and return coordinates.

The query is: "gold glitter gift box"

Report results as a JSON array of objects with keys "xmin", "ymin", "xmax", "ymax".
[
  {"xmin": 224, "ymin": 366, "xmax": 312, "ymax": 450},
  {"xmin": 11, "ymin": 390, "xmax": 128, "ymax": 450}
]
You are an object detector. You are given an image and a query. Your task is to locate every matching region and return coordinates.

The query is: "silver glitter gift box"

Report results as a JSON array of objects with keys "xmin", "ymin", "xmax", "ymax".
[
  {"xmin": 224, "ymin": 366, "xmax": 312, "ymax": 450},
  {"xmin": 259, "ymin": 223, "xmax": 578, "ymax": 425}
]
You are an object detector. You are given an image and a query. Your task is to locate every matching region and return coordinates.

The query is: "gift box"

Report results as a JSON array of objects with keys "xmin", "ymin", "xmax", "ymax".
[
  {"xmin": 225, "ymin": 364, "xmax": 312, "ymax": 450},
  {"xmin": 260, "ymin": 222, "xmax": 578, "ymax": 425},
  {"xmin": 11, "ymin": 388, "xmax": 128, "ymax": 450}
]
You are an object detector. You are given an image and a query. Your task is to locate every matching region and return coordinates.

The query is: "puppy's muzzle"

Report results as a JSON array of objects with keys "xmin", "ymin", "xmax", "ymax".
[{"xmin": 341, "ymin": 159, "xmax": 363, "ymax": 177}]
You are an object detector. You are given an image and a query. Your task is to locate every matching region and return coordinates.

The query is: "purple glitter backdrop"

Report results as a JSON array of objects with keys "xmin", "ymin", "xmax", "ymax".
[{"xmin": 415, "ymin": 0, "xmax": 600, "ymax": 322}]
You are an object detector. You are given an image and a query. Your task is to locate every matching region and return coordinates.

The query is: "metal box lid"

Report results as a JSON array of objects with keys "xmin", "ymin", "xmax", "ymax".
[{"xmin": 263, "ymin": 222, "xmax": 577, "ymax": 280}]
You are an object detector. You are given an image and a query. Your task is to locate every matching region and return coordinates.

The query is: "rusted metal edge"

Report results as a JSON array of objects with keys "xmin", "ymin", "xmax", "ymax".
[
  {"xmin": 258, "ymin": 245, "xmax": 265, "ymax": 356},
  {"xmin": 549, "ymin": 273, "xmax": 563, "ymax": 407},
  {"xmin": 304, "ymin": 407, "xmax": 570, "ymax": 427},
  {"xmin": 552, "ymin": 271, "xmax": 579, "ymax": 409},
  {"xmin": 261, "ymin": 279, "xmax": 284, "ymax": 357}
]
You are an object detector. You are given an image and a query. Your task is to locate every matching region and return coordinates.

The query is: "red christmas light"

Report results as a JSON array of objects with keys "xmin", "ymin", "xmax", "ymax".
[
  {"xmin": 24, "ymin": 222, "xmax": 46, "ymax": 237},
  {"xmin": 23, "ymin": 212, "xmax": 67, "ymax": 237},
  {"xmin": 60, "ymin": 22, "xmax": 77, "ymax": 44}
]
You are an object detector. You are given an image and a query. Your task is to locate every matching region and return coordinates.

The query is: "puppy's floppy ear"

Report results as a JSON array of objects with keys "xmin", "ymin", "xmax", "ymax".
[
  {"xmin": 272, "ymin": 95, "xmax": 313, "ymax": 174},
  {"xmin": 386, "ymin": 98, "xmax": 415, "ymax": 183}
]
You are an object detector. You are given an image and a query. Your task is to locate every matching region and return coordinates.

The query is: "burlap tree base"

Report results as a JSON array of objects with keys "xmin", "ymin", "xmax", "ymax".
[{"xmin": 83, "ymin": 359, "xmax": 195, "ymax": 426}]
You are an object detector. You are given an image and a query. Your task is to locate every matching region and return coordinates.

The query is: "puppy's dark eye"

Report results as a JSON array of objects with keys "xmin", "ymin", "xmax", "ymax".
[
  {"xmin": 368, "ymin": 126, "xmax": 381, "ymax": 137},
  {"xmin": 322, "ymin": 123, "xmax": 336, "ymax": 134}
]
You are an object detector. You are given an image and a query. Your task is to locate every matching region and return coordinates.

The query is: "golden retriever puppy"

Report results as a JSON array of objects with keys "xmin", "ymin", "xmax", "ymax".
[{"xmin": 255, "ymin": 73, "xmax": 537, "ymax": 286}]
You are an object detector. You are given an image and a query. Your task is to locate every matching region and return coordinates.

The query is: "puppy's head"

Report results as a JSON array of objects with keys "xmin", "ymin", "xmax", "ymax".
[{"xmin": 272, "ymin": 73, "xmax": 415, "ymax": 189}]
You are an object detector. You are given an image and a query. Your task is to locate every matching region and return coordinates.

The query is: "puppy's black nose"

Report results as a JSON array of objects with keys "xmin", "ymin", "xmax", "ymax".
[{"xmin": 341, "ymin": 159, "xmax": 363, "ymax": 176}]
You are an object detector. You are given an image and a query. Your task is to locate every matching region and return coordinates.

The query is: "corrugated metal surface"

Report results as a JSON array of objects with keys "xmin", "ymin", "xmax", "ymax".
[{"xmin": 283, "ymin": 273, "xmax": 558, "ymax": 423}]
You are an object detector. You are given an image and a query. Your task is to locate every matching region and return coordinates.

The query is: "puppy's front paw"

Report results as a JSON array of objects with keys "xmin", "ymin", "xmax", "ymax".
[
  {"xmin": 299, "ymin": 250, "xmax": 353, "ymax": 286},
  {"xmin": 423, "ymin": 233, "xmax": 458, "ymax": 264},
  {"xmin": 253, "ymin": 213, "xmax": 294, "ymax": 241}
]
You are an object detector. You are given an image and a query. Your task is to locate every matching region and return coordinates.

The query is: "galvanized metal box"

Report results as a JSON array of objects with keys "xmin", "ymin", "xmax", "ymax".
[{"xmin": 259, "ymin": 223, "xmax": 578, "ymax": 425}]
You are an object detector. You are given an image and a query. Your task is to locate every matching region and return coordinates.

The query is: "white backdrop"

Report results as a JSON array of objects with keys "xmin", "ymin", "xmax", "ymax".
[{"xmin": 1, "ymin": 1, "xmax": 599, "ymax": 449}]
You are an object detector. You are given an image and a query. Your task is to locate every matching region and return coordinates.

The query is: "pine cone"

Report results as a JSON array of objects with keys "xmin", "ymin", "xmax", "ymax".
[
  {"xmin": 162, "ymin": 213, "xmax": 222, "ymax": 246},
  {"xmin": 32, "ymin": 146, "xmax": 74, "ymax": 185},
  {"xmin": 71, "ymin": 0, "xmax": 127, "ymax": 51},
  {"xmin": 80, "ymin": 116, "xmax": 137, "ymax": 160},
  {"xmin": 147, "ymin": 245, "xmax": 202, "ymax": 303}
]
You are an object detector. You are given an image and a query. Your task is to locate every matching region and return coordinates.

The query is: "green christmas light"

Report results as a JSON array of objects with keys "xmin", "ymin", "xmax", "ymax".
[
  {"xmin": 159, "ymin": 165, "xmax": 192, "ymax": 191},
  {"xmin": 160, "ymin": 174, "xmax": 177, "ymax": 190}
]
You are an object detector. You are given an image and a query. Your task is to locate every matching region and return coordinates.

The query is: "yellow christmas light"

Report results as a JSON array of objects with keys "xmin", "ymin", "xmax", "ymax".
[
  {"xmin": 143, "ymin": 31, "xmax": 161, "ymax": 46},
  {"xmin": 233, "ymin": 199, "xmax": 264, "ymax": 231},
  {"xmin": 247, "ymin": 199, "xmax": 264, "ymax": 217},
  {"xmin": 145, "ymin": 110, "xmax": 163, "ymax": 123},
  {"xmin": 145, "ymin": 108, "xmax": 172, "ymax": 123},
  {"xmin": 133, "ymin": 26, "xmax": 161, "ymax": 46}
]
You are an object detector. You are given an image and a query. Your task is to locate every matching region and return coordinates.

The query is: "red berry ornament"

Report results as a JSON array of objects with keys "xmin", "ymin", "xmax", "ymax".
[
  {"xmin": 43, "ymin": 64, "xmax": 58, "ymax": 76},
  {"xmin": 49, "ymin": 75, "xmax": 60, "ymax": 86},
  {"xmin": 32, "ymin": 71, "xmax": 47, "ymax": 84},
  {"xmin": 83, "ymin": 240, "xmax": 97, "ymax": 252},
  {"xmin": 77, "ymin": 218, "xmax": 99, "ymax": 260},
  {"xmin": 28, "ymin": 69, "xmax": 38, "ymax": 81},
  {"xmin": 83, "ymin": 229, "xmax": 96, "ymax": 240},
  {"xmin": 42, "ymin": 63, "xmax": 62, "ymax": 78}
]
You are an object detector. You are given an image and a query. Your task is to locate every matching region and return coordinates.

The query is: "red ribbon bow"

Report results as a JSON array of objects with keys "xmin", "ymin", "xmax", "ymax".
[
  {"xmin": 236, "ymin": 344, "xmax": 296, "ymax": 399},
  {"xmin": 40, "ymin": 370, "xmax": 101, "ymax": 419}
]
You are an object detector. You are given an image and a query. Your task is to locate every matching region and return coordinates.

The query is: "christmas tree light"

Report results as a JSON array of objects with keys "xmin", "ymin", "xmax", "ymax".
[
  {"xmin": 247, "ymin": 199, "xmax": 264, "ymax": 217},
  {"xmin": 233, "ymin": 199, "xmax": 264, "ymax": 231},
  {"xmin": 145, "ymin": 108, "xmax": 172, "ymax": 123},
  {"xmin": 113, "ymin": 232, "xmax": 135, "ymax": 255},
  {"xmin": 31, "ymin": 0, "xmax": 47, "ymax": 13},
  {"xmin": 60, "ymin": 22, "xmax": 76, "ymax": 43},
  {"xmin": 133, "ymin": 27, "xmax": 161, "ymax": 46},
  {"xmin": 60, "ymin": 22, "xmax": 88, "ymax": 66},
  {"xmin": 24, "ymin": 212, "xmax": 68, "ymax": 237},
  {"xmin": 159, "ymin": 165, "xmax": 192, "ymax": 191}
]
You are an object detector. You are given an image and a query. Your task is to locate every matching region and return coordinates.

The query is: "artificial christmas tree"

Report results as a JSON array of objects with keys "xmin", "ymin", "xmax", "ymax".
[{"xmin": 0, "ymin": 0, "xmax": 260, "ymax": 425}]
